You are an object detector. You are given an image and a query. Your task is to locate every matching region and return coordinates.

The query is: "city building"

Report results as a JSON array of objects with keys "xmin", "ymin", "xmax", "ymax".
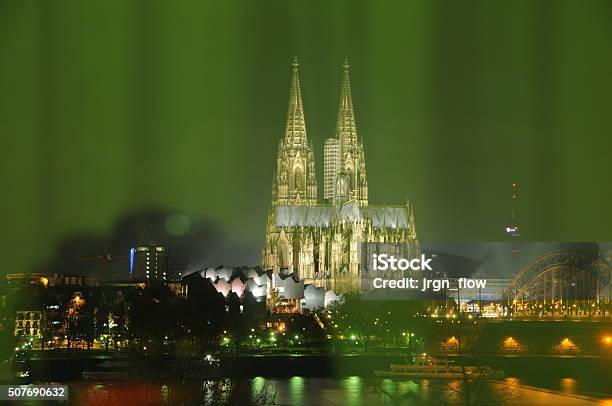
[
  {"xmin": 448, "ymin": 278, "xmax": 511, "ymax": 303},
  {"xmin": 323, "ymin": 138, "xmax": 340, "ymax": 202},
  {"xmin": 183, "ymin": 265, "xmax": 341, "ymax": 313},
  {"xmin": 129, "ymin": 244, "xmax": 167, "ymax": 281},
  {"xmin": 14, "ymin": 310, "xmax": 42, "ymax": 340},
  {"xmin": 263, "ymin": 58, "xmax": 418, "ymax": 293},
  {"xmin": 6, "ymin": 273, "xmax": 94, "ymax": 288}
]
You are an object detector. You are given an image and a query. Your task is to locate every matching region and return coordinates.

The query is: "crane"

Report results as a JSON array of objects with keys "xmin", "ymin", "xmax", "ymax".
[{"xmin": 79, "ymin": 248, "xmax": 126, "ymax": 274}]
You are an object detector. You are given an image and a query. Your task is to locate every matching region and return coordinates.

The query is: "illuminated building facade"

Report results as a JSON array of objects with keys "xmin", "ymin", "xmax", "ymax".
[
  {"xmin": 129, "ymin": 245, "xmax": 167, "ymax": 281},
  {"xmin": 6, "ymin": 273, "xmax": 92, "ymax": 288},
  {"xmin": 263, "ymin": 58, "xmax": 418, "ymax": 293},
  {"xmin": 14, "ymin": 310, "xmax": 42, "ymax": 340},
  {"xmin": 323, "ymin": 138, "xmax": 340, "ymax": 202}
]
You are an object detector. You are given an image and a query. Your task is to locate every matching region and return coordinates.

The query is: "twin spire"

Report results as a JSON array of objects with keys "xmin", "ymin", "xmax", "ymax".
[
  {"xmin": 336, "ymin": 58, "xmax": 358, "ymax": 150},
  {"xmin": 284, "ymin": 57, "xmax": 307, "ymax": 143},
  {"xmin": 278, "ymin": 58, "xmax": 368, "ymax": 207},
  {"xmin": 284, "ymin": 57, "xmax": 358, "ymax": 146}
]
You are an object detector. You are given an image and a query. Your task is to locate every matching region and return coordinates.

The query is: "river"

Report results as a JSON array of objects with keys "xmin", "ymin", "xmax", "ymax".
[
  {"xmin": 68, "ymin": 376, "xmax": 611, "ymax": 405},
  {"xmin": 16, "ymin": 354, "xmax": 612, "ymax": 405}
]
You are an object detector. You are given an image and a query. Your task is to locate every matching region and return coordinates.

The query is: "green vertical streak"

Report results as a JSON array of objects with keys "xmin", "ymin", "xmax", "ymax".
[
  {"xmin": 0, "ymin": 2, "xmax": 44, "ymax": 274},
  {"xmin": 555, "ymin": 0, "xmax": 612, "ymax": 240},
  {"xmin": 40, "ymin": 1, "xmax": 135, "ymax": 249},
  {"xmin": 466, "ymin": 1, "xmax": 540, "ymax": 239},
  {"xmin": 2, "ymin": 0, "xmax": 612, "ymax": 276},
  {"xmin": 135, "ymin": 1, "xmax": 252, "ymax": 234},
  {"xmin": 361, "ymin": 1, "xmax": 433, "ymax": 218}
]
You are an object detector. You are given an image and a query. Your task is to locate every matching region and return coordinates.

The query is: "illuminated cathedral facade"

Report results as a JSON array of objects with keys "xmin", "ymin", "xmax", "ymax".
[{"xmin": 262, "ymin": 58, "xmax": 418, "ymax": 293}]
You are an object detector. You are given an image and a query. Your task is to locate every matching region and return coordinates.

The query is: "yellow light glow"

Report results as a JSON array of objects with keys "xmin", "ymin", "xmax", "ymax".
[{"xmin": 503, "ymin": 336, "xmax": 519, "ymax": 350}]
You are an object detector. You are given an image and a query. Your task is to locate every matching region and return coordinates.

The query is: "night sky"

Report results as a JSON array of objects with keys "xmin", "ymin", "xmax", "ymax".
[{"xmin": 2, "ymin": 1, "xmax": 612, "ymax": 275}]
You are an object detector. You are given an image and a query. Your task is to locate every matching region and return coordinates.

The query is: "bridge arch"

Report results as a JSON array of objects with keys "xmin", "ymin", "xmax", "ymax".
[{"xmin": 503, "ymin": 249, "xmax": 611, "ymax": 316}]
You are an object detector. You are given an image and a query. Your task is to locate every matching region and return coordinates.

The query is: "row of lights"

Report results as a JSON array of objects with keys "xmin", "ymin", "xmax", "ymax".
[{"xmin": 439, "ymin": 336, "xmax": 612, "ymax": 349}]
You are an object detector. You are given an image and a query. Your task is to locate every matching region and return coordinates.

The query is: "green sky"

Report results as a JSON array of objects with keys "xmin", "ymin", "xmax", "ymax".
[{"xmin": 2, "ymin": 0, "xmax": 612, "ymax": 274}]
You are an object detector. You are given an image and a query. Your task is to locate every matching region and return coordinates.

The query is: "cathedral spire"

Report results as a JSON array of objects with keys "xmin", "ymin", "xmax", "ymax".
[
  {"xmin": 285, "ymin": 57, "xmax": 307, "ymax": 143},
  {"xmin": 336, "ymin": 58, "xmax": 358, "ymax": 150},
  {"xmin": 331, "ymin": 58, "xmax": 367, "ymax": 206},
  {"xmin": 272, "ymin": 57, "xmax": 318, "ymax": 206}
]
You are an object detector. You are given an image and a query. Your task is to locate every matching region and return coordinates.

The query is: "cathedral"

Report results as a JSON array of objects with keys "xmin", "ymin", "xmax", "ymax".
[{"xmin": 262, "ymin": 58, "xmax": 418, "ymax": 293}]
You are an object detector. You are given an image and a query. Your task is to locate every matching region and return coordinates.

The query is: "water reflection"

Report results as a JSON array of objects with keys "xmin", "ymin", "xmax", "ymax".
[
  {"xmin": 67, "ymin": 376, "xmax": 609, "ymax": 406},
  {"xmin": 560, "ymin": 377, "xmax": 577, "ymax": 395},
  {"xmin": 342, "ymin": 376, "xmax": 362, "ymax": 405},
  {"xmin": 289, "ymin": 376, "xmax": 304, "ymax": 404},
  {"xmin": 251, "ymin": 376, "xmax": 266, "ymax": 396}
]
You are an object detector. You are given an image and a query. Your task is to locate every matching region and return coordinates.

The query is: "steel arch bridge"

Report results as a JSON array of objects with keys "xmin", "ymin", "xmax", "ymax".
[{"xmin": 503, "ymin": 249, "xmax": 611, "ymax": 316}]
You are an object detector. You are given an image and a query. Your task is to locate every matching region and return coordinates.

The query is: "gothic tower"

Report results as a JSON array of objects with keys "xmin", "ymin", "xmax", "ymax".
[
  {"xmin": 263, "ymin": 59, "xmax": 417, "ymax": 294},
  {"xmin": 263, "ymin": 58, "xmax": 318, "ymax": 275},
  {"xmin": 272, "ymin": 57, "xmax": 318, "ymax": 206},
  {"xmin": 326, "ymin": 58, "xmax": 368, "ymax": 206}
]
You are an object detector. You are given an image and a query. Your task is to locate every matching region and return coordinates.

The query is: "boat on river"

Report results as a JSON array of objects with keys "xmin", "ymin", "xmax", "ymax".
[{"xmin": 373, "ymin": 354, "xmax": 504, "ymax": 379}]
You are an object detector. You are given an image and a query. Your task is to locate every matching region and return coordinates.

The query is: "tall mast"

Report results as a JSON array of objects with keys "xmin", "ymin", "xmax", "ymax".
[{"xmin": 506, "ymin": 183, "xmax": 521, "ymax": 238}]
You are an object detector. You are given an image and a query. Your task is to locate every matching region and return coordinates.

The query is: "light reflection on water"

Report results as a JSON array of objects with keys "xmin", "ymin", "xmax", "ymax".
[
  {"xmin": 68, "ymin": 377, "xmax": 611, "ymax": 406},
  {"xmin": 289, "ymin": 376, "xmax": 304, "ymax": 404},
  {"xmin": 342, "ymin": 376, "xmax": 362, "ymax": 405},
  {"xmin": 561, "ymin": 377, "xmax": 577, "ymax": 395},
  {"xmin": 252, "ymin": 377, "xmax": 609, "ymax": 406}
]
